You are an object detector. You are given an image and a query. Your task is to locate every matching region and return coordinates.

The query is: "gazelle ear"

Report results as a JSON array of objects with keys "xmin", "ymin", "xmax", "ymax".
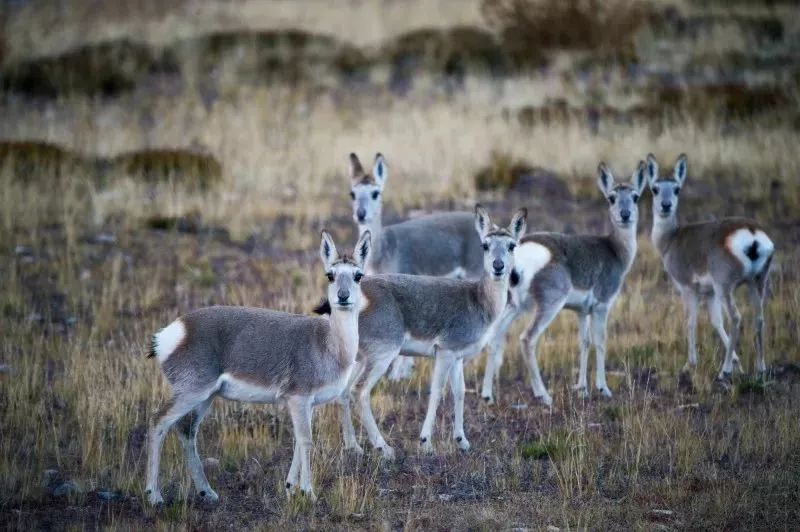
[
  {"xmin": 673, "ymin": 153, "xmax": 687, "ymax": 185},
  {"xmin": 597, "ymin": 162, "xmax": 615, "ymax": 198},
  {"xmin": 474, "ymin": 204, "xmax": 491, "ymax": 239},
  {"xmin": 353, "ymin": 230, "xmax": 372, "ymax": 269},
  {"xmin": 320, "ymin": 230, "xmax": 339, "ymax": 270},
  {"xmin": 349, "ymin": 153, "xmax": 365, "ymax": 183},
  {"xmin": 508, "ymin": 208, "xmax": 528, "ymax": 241},
  {"xmin": 373, "ymin": 153, "xmax": 387, "ymax": 187},
  {"xmin": 646, "ymin": 153, "xmax": 659, "ymax": 185},
  {"xmin": 632, "ymin": 161, "xmax": 647, "ymax": 195}
]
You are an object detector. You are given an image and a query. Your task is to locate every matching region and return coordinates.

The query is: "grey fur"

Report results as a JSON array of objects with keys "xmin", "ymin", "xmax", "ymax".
[
  {"xmin": 647, "ymin": 153, "xmax": 774, "ymax": 377},
  {"xmin": 145, "ymin": 230, "xmax": 371, "ymax": 505},
  {"xmin": 481, "ymin": 161, "xmax": 647, "ymax": 406},
  {"xmin": 338, "ymin": 205, "xmax": 527, "ymax": 458}
]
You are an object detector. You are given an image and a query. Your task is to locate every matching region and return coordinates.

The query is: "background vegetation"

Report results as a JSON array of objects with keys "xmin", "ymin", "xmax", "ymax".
[{"xmin": 1, "ymin": 0, "xmax": 799, "ymax": 528}]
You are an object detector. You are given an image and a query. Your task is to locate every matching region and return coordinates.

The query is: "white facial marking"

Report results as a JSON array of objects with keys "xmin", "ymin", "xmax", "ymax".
[
  {"xmin": 153, "ymin": 319, "xmax": 186, "ymax": 363},
  {"xmin": 514, "ymin": 242, "xmax": 552, "ymax": 293}
]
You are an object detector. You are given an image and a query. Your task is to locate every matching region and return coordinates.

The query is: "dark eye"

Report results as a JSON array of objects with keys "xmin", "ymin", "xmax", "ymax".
[
  {"xmin": 608, "ymin": 195, "xmax": 616, "ymax": 205},
  {"xmin": 371, "ymin": 191, "xmax": 380, "ymax": 200},
  {"xmin": 674, "ymin": 186, "xmax": 680, "ymax": 195},
  {"xmin": 482, "ymin": 243, "xmax": 489, "ymax": 251},
  {"xmin": 632, "ymin": 194, "xmax": 639, "ymax": 204},
  {"xmin": 354, "ymin": 272, "xmax": 363, "ymax": 282},
  {"xmin": 326, "ymin": 272, "xmax": 335, "ymax": 282},
  {"xmin": 652, "ymin": 186, "xmax": 659, "ymax": 195},
  {"xmin": 349, "ymin": 191, "xmax": 355, "ymax": 200},
  {"xmin": 508, "ymin": 243, "xmax": 516, "ymax": 251}
]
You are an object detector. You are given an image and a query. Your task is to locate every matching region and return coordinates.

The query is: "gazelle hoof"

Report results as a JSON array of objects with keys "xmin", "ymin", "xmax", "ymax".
[
  {"xmin": 146, "ymin": 490, "xmax": 164, "ymax": 506},
  {"xmin": 377, "ymin": 445, "xmax": 395, "ymax": 460},
  {"xmin": 536, "ymin": 393, "xmax": 553, "ymax": 407},
  {"xmin": 482, "ymin": 395, "xmax": 495, "ymax": 405},
  {"xmin": 681, "ymin": 362, "xmax": 696, "ymax": 374},
  {"xmin": 345, "ymin": 443, "xmax": 365, "ymax": 455},
  {"xmin": 574, "ymin": 386, "xmax": 589, "ymax": 399},
  {"xmin": 598, "ymin": 387, "xmax": 613, "ymax": 398},
  {"xmin": 198, "ymin": 488, "xmax": 219, "ymax": 502},
  {"xmin": 455, "ymin": 435, "xmax": 471, "ymax": 451},
  {"xmin": 299, "ymin": 489, "xmax": 317, "ymax": 502},
  {"xmin": 419, "ymin": 437, "xmax": 434, "ymax": 454}
]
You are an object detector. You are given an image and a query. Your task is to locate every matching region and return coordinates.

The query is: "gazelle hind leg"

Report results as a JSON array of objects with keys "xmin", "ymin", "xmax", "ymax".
[
  {"xmin": 717, "ymin": 284, "xmax": 742, "ymax": 379},
  {"xmin": 175, "ymin": 397, "xmax": 217, "ymax": 501},
  {"xmin": 708, "ymin": 293, "xmax": 736, "ymax": 369},
  {"xmin": 481, "ymin": 305, "xmax": 519, "ymax": 405},
  {"xmin": 388, "ymin": 355, "xmax": 414, "ymax": 381},
  {"xmin": 750, "ymin": 268, "xmax": 770, "ymax": 374},
  {"xmin": 450, "ymin": 358, "xmax": 470, "ymax": 451},
  {"xmin": 520, "ymin": 294, "xmax": 568, "ymax": 406},
  {"xmin": 574, "ymin": 312, "xmax": 591, "ymax": 398}
]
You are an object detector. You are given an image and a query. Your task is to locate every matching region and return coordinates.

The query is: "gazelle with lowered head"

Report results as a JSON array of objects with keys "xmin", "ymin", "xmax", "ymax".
[
  {"xmin": 646, "ymin": 153, "xmax": 774, "ymax": 378},
  {"xmin": 318, "ymin": 205, "xmax": 526, "ymax": 457},
  {"xmin": 480, "ymin": 160, "xmax": 647, "ymax": 406},
  {"xmin": 348, "ymin": 152, "xmax": 484, "ymax": 379},
  {"xmin": 145, "ymin": 230, "xmax": 371, "ymax": 505}
]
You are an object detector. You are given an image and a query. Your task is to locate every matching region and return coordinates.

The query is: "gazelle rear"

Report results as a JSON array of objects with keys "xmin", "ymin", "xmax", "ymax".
[
  {"xmin": 647, "ymin": 153, "xmax": 774, "ymax": 378},
  {"xmin": 145, "ymin": 230, "xmax": 371, "ymax": 505}
]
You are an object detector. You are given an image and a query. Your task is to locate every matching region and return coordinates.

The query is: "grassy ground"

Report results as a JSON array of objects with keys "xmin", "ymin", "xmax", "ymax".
[{"xmin": 1, "ymin": 0, "xmax": 800, "ymax": 529}]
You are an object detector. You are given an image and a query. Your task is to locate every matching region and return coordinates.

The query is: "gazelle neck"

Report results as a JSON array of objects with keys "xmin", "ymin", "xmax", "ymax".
[
  {"xmin": 651, "ymin": 211, "xmax": 678, "ymax": 256},
  {"xmin": 328, "ymin": 307, "xmax": 359, "ymax": 367},
  {"xmin": 609, "ymin": 221, "xmax": 639, "ymax": 272},
  {"xmin": 358, "ymin": 214, "xmax": 383, "ymax": 274},
  {"xmin": 478, "ymin": 273, "xmax": 509, "ymax": 319}
]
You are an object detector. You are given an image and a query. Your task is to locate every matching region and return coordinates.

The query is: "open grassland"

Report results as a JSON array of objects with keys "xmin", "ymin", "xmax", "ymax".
[{"xmin": 1, "ymin": 0, "xmax": 800, "ymax": 529}]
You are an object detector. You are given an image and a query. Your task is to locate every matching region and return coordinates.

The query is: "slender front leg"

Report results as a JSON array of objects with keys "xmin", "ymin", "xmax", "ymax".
[
  {"xmin": 388, "ymin": 355, "xmax": 415, "ymax": 380},
  {"xmin": 286, "ymin": 395, "xmax": 315, "ymax": 501},
  {"xmin": 717, "ymin": 284, "xmax": 742, "ymax": 379},
  {"xmin": 680, "ymin": 288, "xmax": 700, "ymax": 373},
  {"xmin": 591, "ymin": 304, "xmax": 612, "ymax": 397},
  {"xmin": 420, "ymin": 346, "xmax": 455, "ymax": 453},
  {"xmin": 338, "ymin": 359, "xmax": 366, "ymax": 454},
  {"xmin": 481, "ymin": 305, "xmax": 518, "ymax": 404},
  {"xmin": 285, "ymin": 440, "xmax": 301, "ymax": 497},
  {"xmin": 449, "ymin": 358, "xmax": 470, "ymax": 451},
  {"xmin": 520, "ymin": 295, "xmax": 566, "ymax": 406},
  {"xmin": 574, "ymin": 312, "xmax": 591, "ymax": 397},
  {"xmin": 357, "ymin": 351, "xmax": 399, "ymax": 459},
  {"xmin": 175, "ymin": 397, "xmax": 217, "ymax": 501}
]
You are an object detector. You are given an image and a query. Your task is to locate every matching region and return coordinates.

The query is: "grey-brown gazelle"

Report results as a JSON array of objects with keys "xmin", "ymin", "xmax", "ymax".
[
  {"xmin": 647, "ymin": 153, "xmax": 774, "ymax": 378},
  {"xmin": 348, "ymin": 152, "xmax": 483, "ymax": 380},
  {"xmin": 145, "ymin": 230, "xmax": 371, "ymax": 505},
  {"xmin": 480, "ymin": 161, "xmax": 647, "ymax": 406},
  {"xmin": 318, "ymin": 205, "xmax": 526, "ymax": 457}
]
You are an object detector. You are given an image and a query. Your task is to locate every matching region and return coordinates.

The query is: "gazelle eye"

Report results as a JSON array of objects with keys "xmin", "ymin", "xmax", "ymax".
[
  {"xmin": 371, "ymin": 191, "xmax": 380, "ymax": 200},
  {"xmin": 608, "ymin": 195, "xmax": 616, "ymax": 205},
  {"xmin": 632, "ymin": 194, "xmax": 639, "ymax": 203},
  {"xmin": 354, "ymin": 272, "xmax": 363, "ymax": 282},
  {"xmin": 652, "ymin": 186, "xmax": 659, "ymax": 195},
  {"xmin": 482, "ymin": 243, "xmax": 489, "ymax": 251},
  {"xmin": 326, "ymin": 272, "xmax": 335, "ymax": 282},
  {"xmin": 674, "ymin": 186, "xmax": 680, "ymax": 195},
  {"xmin": 349, "ymin": 191, "xmax": 355, "ymax": 200},
  {"xmin": 508, "ymin": 243, "xmax": 516, "ymax": 251}
]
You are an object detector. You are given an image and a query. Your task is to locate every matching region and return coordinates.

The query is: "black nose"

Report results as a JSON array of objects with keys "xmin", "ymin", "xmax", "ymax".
[
  {"xmin": 337, "ymin": 288, "xmax": 350, "ymax": 304},
  {"xmin": 492, "ymin": 259, "xmax": 504, "ymax": 273},
  {"xmin": 661, "ymin": 201, "xmax": 672, "ymax": 212},
  {"xmin": 356, "ymin": 208, "xmax": 366, "ymax": 222},
  {"xmin": 620, "ymin": 210, "xmax": 631, "ymax": 222}
]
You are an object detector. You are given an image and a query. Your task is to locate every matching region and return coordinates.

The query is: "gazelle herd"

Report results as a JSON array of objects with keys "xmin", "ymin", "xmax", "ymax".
[{"xmin": 145, "ymin": 152, "xmax": 775, "ymax": 504}]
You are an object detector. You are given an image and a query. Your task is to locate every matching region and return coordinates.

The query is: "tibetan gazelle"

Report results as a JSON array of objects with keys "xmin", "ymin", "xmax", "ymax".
[
  {"xmin": 481, "ymin": 161, "xmax": 647, "ymax": 406},
  {"xmin": 647, "ymin": 153, "xmax": 774, "ymax": 378},
  {"xmin": 145, "ymin": 230, "xmax": 371, "ymax": 504}
]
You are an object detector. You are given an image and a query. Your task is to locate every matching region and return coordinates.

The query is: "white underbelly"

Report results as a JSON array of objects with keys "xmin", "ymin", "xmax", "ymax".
[
  {"xmin": 564, "ymin": 288, "xmax": 597, "ymax": 312},
  {"xmin": 217, "ymin": 373, "xmax": 281, "ymax": 403},
  {"xmin": 313, "ymin": 365, "xmax": 353, "ymax": 406},
  {"xmin": 402, "ymin": 334, "xmax": 437, "ymax": 357}
]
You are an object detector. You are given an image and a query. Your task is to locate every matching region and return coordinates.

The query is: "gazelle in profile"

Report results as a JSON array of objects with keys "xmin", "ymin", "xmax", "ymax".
[
  {"xmin": 318, "ymin": 205, "xmax": 526, "ymax": 457},
  {"xmin": 348, "ymin": 152, "xmax": 484, "ymax": 379},
  {"xmin": 145, "ymin": 230, "xmax": 371, "ymax": 505},
  {"xmin": 646, "ymin": 153, "xmax": 774, "ymax": 378},
  {"xmin": 480, "ymin": 161, "xmax": 647, "ymax": 406}
]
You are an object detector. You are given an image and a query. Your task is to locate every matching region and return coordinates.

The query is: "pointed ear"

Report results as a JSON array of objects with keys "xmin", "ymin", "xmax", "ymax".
[
  {"xmin": 474, "ymin": 204, "xmax": 491, "ymax": 239},
  {"xmin": 373, "ymin": 153, "xmax": 387, "ymax": 187},
  {"xmin": 349, "ymin": 153, "xmax": 365, "ymax": 182},
  {"xmin": 673, "ymin": 153, "xmax": 687, "ymax": 185},
  {"xmin": 632, "ymin": 161, "xmax": 647, "ymax": 195},
  {"xmin": 320, "ymin": 230, "xmax": 339, "ymax": 270},
  {"xmin": 508, "ymin": 208, "xmax": 528, "ymax": 241},
  {"xmin": 353, "ymin": 230, "xmax": 372, "ymax": 269},
  {"xmin": 646, "ymin": 153, "xmax": 659, "ymax": 185},
  {"xmin": 597, "ymin": 162, "xmax": 615, "ymax": 198}
]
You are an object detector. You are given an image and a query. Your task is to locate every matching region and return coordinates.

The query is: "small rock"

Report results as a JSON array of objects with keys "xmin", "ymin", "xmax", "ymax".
[
  {"xmin": 203, "ymin": 457, "xmax": 220, "ymax": 468},
  {"xmin": 97, "ymin": 489, "xmax": 123, "ymax": 501},
  {"xmin": 650, "ymin": 509, "xmax": 674, "ymax": 517},
  {"xmin": 52, "ymin": 481, "xmax": 79, "ymax": 497}
]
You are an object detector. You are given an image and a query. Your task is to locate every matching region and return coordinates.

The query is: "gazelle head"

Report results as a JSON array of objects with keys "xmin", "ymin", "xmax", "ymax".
[
  {"xmin": 320, "ymin": 230, "xmax": 372, "ymax": 310},
  {"xmin": 474, "ymin": 205, "xmax": 528, "ymax": 280},
  {"xmin": 348, "ymin": 153, "xmax": 387, "ymax": 226},
  {"xmin": 597, "ymin": 160, "xmax": 647, "ymax": 230},
  {"xmin": 646, "ymin": 153, "xmax": 686, "ymax": 219}
]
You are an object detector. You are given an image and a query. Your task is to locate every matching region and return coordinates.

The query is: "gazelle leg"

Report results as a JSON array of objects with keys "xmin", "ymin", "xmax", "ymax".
[
  {"xmin": 520, "ymin": 295, "xmax": 567, "ymax": 406},
  {"xmin": 420, "ymin": 346, "xmax": 455, "ymax": 453},
  {"xmin": 357, "ymin": 351, "xmax": 399, "ymax": 459},
  {"xmin": 717, "ymin": 284, "xmax": 742, "ymax": 379},
  {"xmin": 750, "ymin": 270, "xmax": 769, "ymax": 375},
  {"xmin": 450, "ymin": 358, "xmax": 470, "ymax": 451},
  {"xmin": 591, "ymin": 304, "xmax": 612, "ymax": 397},
  {"xmin": 175, "ymin": 397, "xmax": 217, "ymax": 501},
  {"xmin": 708, "ymin": 293, "xmax": 735, "ymax": 368},
  {"xmin": 146, "ymin": 393, "xmax": 208, "ymax": 505},
  {"xmin": 285, "ymin": 439, "xmax": 301, "ymax": 497},
  {"xmin": 388, "ymin": 355, "xmax": 415, "ymax": 380},
  {"xmin": 338, "ymin": 359, "xmax": 366, "ymax": 454},
  {"xmin": 574, "ymin": 312, "xmax": 591, "ymax": 398},
  {"xmin": 481, "ymin": 305, "xmax": 519, "ymax": 405},
  {"xmin": 286, "ymin": 395, "xmax": 316, "ymax": 501},
  {"xmin": 680, "ymin": 288, "xmax": 700, "ymax": 373}
]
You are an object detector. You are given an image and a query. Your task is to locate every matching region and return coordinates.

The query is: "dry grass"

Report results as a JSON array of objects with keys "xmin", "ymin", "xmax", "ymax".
[{"xmin": 1, "ymin": 0, "xmax": 800, "ymax": 529}]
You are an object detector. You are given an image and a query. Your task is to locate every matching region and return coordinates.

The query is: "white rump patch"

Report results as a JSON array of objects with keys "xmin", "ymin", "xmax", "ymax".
[
  {"xmin": 514, "ymin": 242, "xmax": 552, "ymax": 293},
  {"xmin": 726, "ymin": 228, "xmax": 775, "ymax": 277},
  {"xmin": 153, "ymin": 319, "xmax": 186, "ymax": 363},
  {"xmin": 445, "ymin": 267, "xmax": 466, "ymax": 279}
]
